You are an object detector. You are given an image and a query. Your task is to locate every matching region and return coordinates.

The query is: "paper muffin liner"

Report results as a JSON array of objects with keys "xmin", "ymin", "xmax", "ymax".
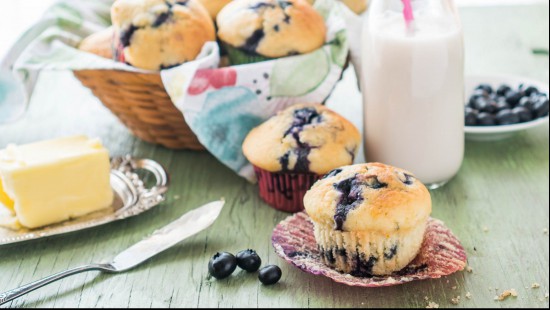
[
  {"xmin": 222, "ymin": 43, "xmax": 274, "ymax": 66},
  {"xmin": 313, "ymin": 221, "xmax": 427, "ymax": 276},
  {"xmin": 254, "ymin": 166, "xmax": 321, "ymax": 213},
  {"xmin": 272, "ymin": 212, "xmax": 467, "ymax": 287}
]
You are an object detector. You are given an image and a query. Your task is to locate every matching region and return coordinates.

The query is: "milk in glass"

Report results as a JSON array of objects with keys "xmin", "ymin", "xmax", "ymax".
[{"xmin": 362, "ymin": 0, "xmax": 464, "ymax": 188}]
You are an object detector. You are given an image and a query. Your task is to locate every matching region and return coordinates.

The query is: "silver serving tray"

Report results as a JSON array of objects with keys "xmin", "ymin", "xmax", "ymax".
[{"xmin": 0, "ymin": 156, "xmax": 169, "ymax": 246}]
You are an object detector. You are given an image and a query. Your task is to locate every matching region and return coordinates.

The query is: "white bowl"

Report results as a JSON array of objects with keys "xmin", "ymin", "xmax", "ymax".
[{"xmin": 465, "ymin": 75, "xmax": 549, "ymax": 141}]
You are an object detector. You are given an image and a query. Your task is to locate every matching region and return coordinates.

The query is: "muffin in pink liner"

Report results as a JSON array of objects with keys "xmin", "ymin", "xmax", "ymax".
[
  {"xmin": 242, "ymin": 104, "xmax": 361, "ymax": 213},
  {"xmin": 304, "ymin": 163, "xmax": 432, "ymax": 276},
  {"xmin": 272, "ymin": 212, "xmax": 467, "ymax": 287}
]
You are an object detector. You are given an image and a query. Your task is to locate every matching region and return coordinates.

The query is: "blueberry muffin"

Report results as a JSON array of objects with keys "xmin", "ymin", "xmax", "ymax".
[
  {"xmin": 79, "ymin": 27, "xmax": 116, "ymax": 59},
  {"xmin": 306, "ymin": 0, "xmax": 368, "ymax": 14},
  {"xmin": 217, "ymin": 0, "xmax": 326, "ymax": 65},
  {"xmin": 340, "ymin": 0, "xmax": 368, "ymax": 14},
  {"xmin": 111, "ymin": 0, "xmax": 216, "ymax": 70},
  {"xmin": 242, "ymin": 103, "xmax": 361, "ymax": 212},
  {"xmin": 304, "ymin": 163, "xmax": 432, "ymax": 276},
  {"xmin": 197, "ymin": 0, "xmax": 233, "ymax": 19}
]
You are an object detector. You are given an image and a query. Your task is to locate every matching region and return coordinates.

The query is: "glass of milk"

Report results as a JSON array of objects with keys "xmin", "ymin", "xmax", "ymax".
[{"xmin": 362, "ymin": 0, "xmax": 464, "ymax": 189}]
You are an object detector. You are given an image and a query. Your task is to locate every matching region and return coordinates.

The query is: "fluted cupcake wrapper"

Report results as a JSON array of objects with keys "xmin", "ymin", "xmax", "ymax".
[
  {"xmin": 223, "ymin": 43, "xmax": 274, "ymax": 66},
  {"xmin": 272, "ymin": 213, "xmax": 468, "ymax": 287},
  {"xmin": 313, "ymin": 222, "xmax": 427, "ymax": 277},
  {"xmin": 254, "ymin": 166, "xmax": 320, "ymax": 213}
]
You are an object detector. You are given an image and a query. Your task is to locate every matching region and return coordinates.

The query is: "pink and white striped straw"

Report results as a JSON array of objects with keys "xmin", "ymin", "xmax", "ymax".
[{"xmin": 401, "ymin": 0, "xmax": 415, "ymax": 31}]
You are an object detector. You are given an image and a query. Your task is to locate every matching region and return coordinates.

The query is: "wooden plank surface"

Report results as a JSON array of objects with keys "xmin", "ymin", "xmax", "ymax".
[{"xmin": 0, "ymin": 4, "xmax": 549, "ymax": 309}]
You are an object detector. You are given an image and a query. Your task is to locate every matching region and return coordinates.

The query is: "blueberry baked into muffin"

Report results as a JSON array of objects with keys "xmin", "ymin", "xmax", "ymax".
[
  {"xmin": 304, "ymin": 163, "xmax": 432, "ymax": 276},
  {"xmin": 217, "ymin": 0, "xmax": 326, "ymax": 65},
  {"xmin": 111, "ymin": 0, "xmax": 216, "ymax": 70},
  {"xmin": 242, "ymin": 103, "xmax": 361, "ymax": 213}
]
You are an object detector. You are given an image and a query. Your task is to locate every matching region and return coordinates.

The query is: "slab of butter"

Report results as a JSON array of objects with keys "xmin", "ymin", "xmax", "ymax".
[{"xmin": 0, "ymin": 136, "xmax": 114, "ymax": 229}]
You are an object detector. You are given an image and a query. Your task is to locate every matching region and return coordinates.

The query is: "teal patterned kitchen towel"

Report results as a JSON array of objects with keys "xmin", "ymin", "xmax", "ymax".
[{"xmin": 161, "ymin": 0, "xmax": 349, "ymax": 180}]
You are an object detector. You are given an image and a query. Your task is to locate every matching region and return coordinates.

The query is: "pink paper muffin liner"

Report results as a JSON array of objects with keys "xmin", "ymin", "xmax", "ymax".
[
  {"xmin": 272, "ymin": 212, "xmax": 468, "ymax": 287},
  {"xmin": 254, "ymin": 166, "xmax": 321, "ymax": 213}
]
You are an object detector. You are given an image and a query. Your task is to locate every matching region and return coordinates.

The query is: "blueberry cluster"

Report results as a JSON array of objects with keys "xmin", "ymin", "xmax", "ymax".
[
  {"xmin": 465, "ymin": 83, "xmax": 549, "ymax": 126},
  {"xmin": 208, "ymin": 250, "xmax": 282, "ymax": 285}
]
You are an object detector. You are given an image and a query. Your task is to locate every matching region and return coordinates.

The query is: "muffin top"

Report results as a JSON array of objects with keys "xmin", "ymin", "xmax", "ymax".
[
  {"xmin": 197, "ymin": 0, "xmax": 233, "ymax": 19},
  {"xmin": 111, "ymin": 0, "xmax": 215, "ymax": 70},
  {"xmin": 306, "ymin": 0, "xmax": 367, "ymax": 14},
  {"xmin": 304, "ymin": 163, "xmax": 432, "ymax": 233},
  {"xmin": 340, "ymin": 0, "xmax": 368, "ymax": 14},
  {"xmin": 79, "ymin": 27, "xmax": 115, "ymax": 60},
  {"xmin": 217, "ymin": 0, "xmax": 326, "ymax": 58},
  {"xmin": 242, "ymin": 104, "xmax": 360, "ymax": 175}
]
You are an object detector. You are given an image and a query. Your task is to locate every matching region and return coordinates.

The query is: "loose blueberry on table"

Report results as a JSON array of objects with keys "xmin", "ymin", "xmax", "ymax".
[
  {"xmin": 208, "ymin": 252, "xmax": 238, "ymax": 279},
  {"xmin": 258, "ymin": 265, "xmax": 282, "ymax": 285},
  {"xmin": 236, "ymin": 249, "xmax": 262, "ymax": 272},
  {"xmin": 465, "ymin": 83, "xmax": 549, "ymax": 126}
]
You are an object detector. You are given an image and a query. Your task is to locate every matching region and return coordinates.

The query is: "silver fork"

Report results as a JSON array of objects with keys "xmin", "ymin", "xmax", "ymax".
[{"xmin": 0, "ymin": 264, "xmax": 116, "ymax": 305}]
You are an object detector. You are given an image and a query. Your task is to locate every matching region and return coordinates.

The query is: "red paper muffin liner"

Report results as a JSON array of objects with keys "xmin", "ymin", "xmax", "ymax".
[
  {"xmin": 272, "ymin": 212, "xmax": 468, "ymax": 287},
  {"xmin": 254, "ymin": 166, "xmax": 321, "ymax": 213}
]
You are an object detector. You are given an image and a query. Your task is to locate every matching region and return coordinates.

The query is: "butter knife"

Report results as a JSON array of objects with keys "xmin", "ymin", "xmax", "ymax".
[{"xmin": 0, "ymin": 200, "xmax": 224, "ymax": 306}]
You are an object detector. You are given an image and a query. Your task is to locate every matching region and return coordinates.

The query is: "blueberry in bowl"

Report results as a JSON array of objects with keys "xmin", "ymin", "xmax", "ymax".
[
  {"xmin": 464, "ymin": 107, "xmax": 478, "ymax": 126},
  {"xmin": 512, "ymin": 106, "xmax": 533, "ymax": 123},
  {"xmin": 495, "ymin": 109, "xmax": 520, "ymax": 125},
  {"xmin": 464, "ymin": 75, "xmax": 549, "ymax": 141}
]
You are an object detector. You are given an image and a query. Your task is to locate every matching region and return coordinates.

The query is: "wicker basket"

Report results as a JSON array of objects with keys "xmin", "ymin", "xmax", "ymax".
[{"xmin": 74, "ymin": 69, "xmax": 205, "ymax": 150}]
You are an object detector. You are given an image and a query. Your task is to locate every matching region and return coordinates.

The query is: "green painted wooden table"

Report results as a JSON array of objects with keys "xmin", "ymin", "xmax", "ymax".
[{"xmin": 0, "ymin": 4, "xmax": 549, "ymax": 309}]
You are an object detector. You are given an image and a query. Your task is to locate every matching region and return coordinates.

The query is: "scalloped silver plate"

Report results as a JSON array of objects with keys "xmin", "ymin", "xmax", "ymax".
[{"xmin": 0, "ymin": 156, "xmax": 169, "ymax": 246}]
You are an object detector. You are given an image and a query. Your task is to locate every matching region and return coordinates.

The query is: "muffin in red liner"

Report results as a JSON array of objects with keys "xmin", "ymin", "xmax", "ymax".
[
  {"xmin": 254, "ymin": 166, "xmax": 321, "ymax": 213},
  {"xmin": 243, "ymin": 104, "xmax": 361, "ymax": 213}
]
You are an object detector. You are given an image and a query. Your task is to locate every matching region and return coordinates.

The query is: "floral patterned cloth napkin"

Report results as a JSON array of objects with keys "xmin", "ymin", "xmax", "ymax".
[{"xmin": 5, "ymin": 0, "xmax": 350, "ymax": 181}]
